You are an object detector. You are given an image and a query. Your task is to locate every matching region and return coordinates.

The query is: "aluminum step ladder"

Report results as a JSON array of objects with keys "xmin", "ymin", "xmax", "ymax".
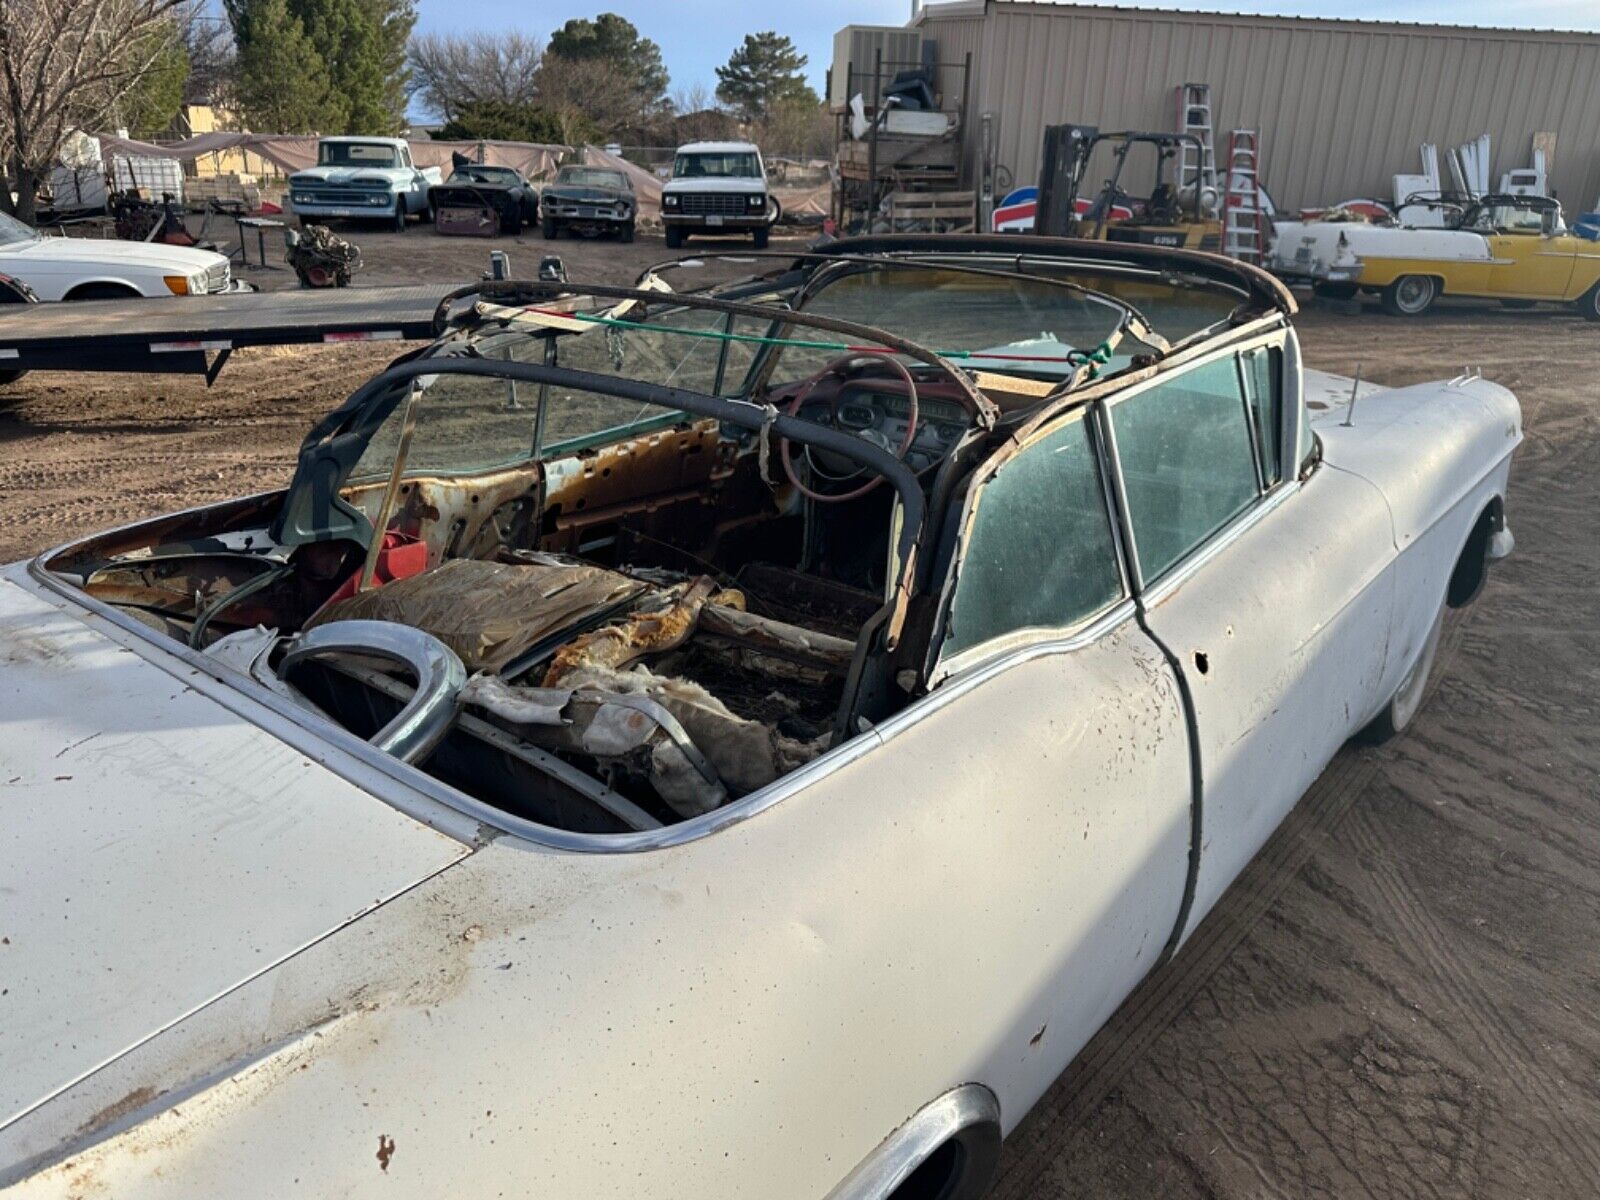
[
  {"xmin": 1222, "ymin": 130, "xmax": 1263, "ymax": 263},
  {"xmin": 1174, "ymin": 83, "xmax": 1217, "ymax": 194}
]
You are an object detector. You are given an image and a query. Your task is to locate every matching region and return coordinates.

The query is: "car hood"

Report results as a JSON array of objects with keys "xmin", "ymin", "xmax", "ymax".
[
  {"xmin": 290, "ymin": 167, "xmax": 396, "ymax": 186},
  {"xmin": 0, "ymin": 236, "xmax": 224, "ymax": 272},
  {"xmin": 543, "ymin": 184, "xmax": 628, "ymax": 203},
  {"xmin": 0, "ymin": 570, "xmax": 471, "ymax": 1142},
  {"xmin": 662, "ymin": 177, "xmax": 765, "ymax": 194}
]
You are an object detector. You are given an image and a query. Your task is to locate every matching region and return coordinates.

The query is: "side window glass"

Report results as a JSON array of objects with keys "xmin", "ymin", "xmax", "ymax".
[
  {"xmin": 1241, "ymin": 346, "xmax": 1282, "ymax": 485},
  {"xmin": 943, "ymin": 416, "xmax": 1123, "ymax": 659},
  {"xmin": 1110, "ymin": 355, "xmax": 1261, "ymax": 584}
]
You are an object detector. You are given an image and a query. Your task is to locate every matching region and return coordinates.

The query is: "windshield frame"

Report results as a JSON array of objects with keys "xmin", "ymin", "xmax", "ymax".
[
  {"xmin": 672, "ymin": 150, "xmax": 762, "ymax": 180},
  {"xmin": 555, "ymin": 167, "xmax": 629, "ymax": 190},
  {"xmin": 0, "ymin": 211, "xmax": 40, "ymax": 246},
  {"xmin": 317, "ymin": 141, "xmax": 400, "ymax": 169}
]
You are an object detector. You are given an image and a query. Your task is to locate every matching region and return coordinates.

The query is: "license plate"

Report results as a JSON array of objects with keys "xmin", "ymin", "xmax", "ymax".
[
  {"xmin": 706, "ymin": 215, "xmax": 724, "ymax": 227},
  {"xmin": 1295, "ymin": 247, "xmax": 1312, "ymax": 263},
  {"xmin": 579, "ymin": 207, "xmax": 599, "ymax": 218},
  {"xmin": 330, "ymin": 208, "xmax": 356, "ymax": 217}
]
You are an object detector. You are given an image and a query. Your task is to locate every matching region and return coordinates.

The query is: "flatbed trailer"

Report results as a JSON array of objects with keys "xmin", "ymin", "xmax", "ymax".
[{"xmin": 0, "ymin": 285, "xmax": 461, "ymax": 384}]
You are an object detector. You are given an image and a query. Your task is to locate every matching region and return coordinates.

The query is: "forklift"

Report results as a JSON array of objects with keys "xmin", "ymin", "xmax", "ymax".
[{"xmin": 1034, "ymin": 125, "xmax": 1223, "ymax": 251}]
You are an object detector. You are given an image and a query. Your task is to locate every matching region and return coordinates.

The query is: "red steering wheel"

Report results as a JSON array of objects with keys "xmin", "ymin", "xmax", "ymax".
[{"xmin": 778, "ymin": 354, "xmax": 919, "ymax": 503}]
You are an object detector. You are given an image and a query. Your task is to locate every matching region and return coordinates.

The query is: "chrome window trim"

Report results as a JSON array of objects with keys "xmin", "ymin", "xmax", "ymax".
[
  {"xmin": 931, "ymin": 598, "xmax": 1138, "ymax": 689},
  {"xmin": 1099, "ymin": 330, "xmax": 1294, "ymax": 596},
  {"xmin": 824, "ymin": 1083, "xmax": 1002, "ymax": 1200},
  {"xmin": 926, "ymin": 405, "xmax": 1132, "ymax": 683},
  {"xmin": 25, "ymin": 537, "xmax": 1141, "ymax": 856}
]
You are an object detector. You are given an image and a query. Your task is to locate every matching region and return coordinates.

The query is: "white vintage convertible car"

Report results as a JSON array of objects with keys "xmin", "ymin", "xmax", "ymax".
[{"xmin": 0, "ymin": 237, "xmax": 1519, "ymax": 1198}]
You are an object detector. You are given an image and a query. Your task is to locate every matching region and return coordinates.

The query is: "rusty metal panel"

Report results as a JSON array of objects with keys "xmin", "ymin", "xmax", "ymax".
[{"xmin": 918, "ymin": 1, "xmax": 1600, "ymax": 212}]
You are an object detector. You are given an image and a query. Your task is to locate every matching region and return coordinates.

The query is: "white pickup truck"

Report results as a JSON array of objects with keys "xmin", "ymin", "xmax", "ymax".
[{"xmin": 287, "ymin": 136, "xmax": 441, "ymax": 231}]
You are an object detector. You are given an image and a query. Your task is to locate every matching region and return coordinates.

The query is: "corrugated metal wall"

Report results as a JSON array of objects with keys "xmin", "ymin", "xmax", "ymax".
[{"xmin": 916, "ymin": 1, "xmax": 1600, "ymax": 213}]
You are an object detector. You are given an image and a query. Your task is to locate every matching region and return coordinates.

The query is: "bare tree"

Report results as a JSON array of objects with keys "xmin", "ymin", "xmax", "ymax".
[
  {"xmin": 407, "ymin": 30, "xmax": 542, "ymax": 123},
  {"xmin": 179, "ymin": 3, "xmax": 235, "ymax": 107},
  {"xmin": 533, "ymin": 54, "xmax": 639, "ymax": 146},
  {"xmin": 0, "ymin": 0, "xmax": 189, "ymax": 221}
]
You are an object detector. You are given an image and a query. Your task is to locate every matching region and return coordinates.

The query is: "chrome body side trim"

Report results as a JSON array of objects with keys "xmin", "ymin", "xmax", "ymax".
[{"xmin": 824, "ymin": 1084, "xmax": 1002, "ymax": 1200}]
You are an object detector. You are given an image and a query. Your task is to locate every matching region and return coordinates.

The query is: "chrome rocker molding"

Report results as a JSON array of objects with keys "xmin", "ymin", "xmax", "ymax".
[{"xmin": 825, "ymin": 1084, "xmax": 1003, "ymax": 1200}]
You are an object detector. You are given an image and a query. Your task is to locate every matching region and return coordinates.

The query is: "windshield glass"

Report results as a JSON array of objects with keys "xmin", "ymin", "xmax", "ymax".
[
  {"xmin": 451, "ymin": 166, "xmax": 519, "ymax": 184},
  {"xmin": 0, "ymin": 212, "xmax": 39, "ymax": 245},
  {"xmin": 348, "ymin": 301, "xmax": 755, "ymax": 482},
  {"xmin": 319, "ymin": 142, "xmax": 399, "ymax": 168},
  {"xmin": 761, "ymin": 265, "xmax": 1131, "ymax": 386},
  {"xmin": 673, "ymin": 151, "xmax": 760, "ymax": 180},
  {"xmin": 557, "ymin": 168, "xmax": 628, "ymax": 189}
]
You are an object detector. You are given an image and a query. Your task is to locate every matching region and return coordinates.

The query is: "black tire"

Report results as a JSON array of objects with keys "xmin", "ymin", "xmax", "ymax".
[
  {"xmin": 1358, "ymin": 602, "xmax": 1445, "ymax": 745},
  {"xmin": 422, "ymin": 203, "xmax": 435, "ymax": 224},
  {"xmin": 1573, "ymin": 284, "xmax": 1600, "ymax": 322},
  {"xmin": 542, "ymin": 216, "xmax": 558, "ymax": 239},
  {"xmin": 1380, "ymin": 274, "xmax": 1438, "ymax": 316},
  {"xmin": 1312, "ymin": 281, "xmax": 1358, "ymax": 301},
  {"xmin": 0, "ymin": 369, "xmax": 26, "ymax": 386},
  {"xmin": 504, "ymin": 212, "xmax": 522, "ymax": 237},
  {"xmin": 64, "ymin": 282, "xmax": 140, "ymax": 301},
  {"xmin": 619, "ymin": 220, "xmax": 635, "ymax": 243},
  {"xmin": 391, "ymin": 206, "xmax": 406, "ymax": 233},
  {"xmin": 752, "ymin": 225, "xmax": 770, "ymax": 249},
  {"xmin": 664, "ymin": 225, "xmax": 684, "ymax": 249}
]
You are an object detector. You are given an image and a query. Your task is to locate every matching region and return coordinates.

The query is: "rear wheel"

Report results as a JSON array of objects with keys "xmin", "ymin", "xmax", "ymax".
[
  {"xmin": 1381, "ymin": 274, "xmax": 1438, "ymax": 316},
  {"xmin": 1573, "ymin": 283, "xmax": 1600, "ymax": 322},
  {"xmin": 1358, "ymin": 602, "xmax": 1445, "ymax": 744},
  {"xmin": 664, "ymin": 225, "xmax": 684, "ymax": 249}
]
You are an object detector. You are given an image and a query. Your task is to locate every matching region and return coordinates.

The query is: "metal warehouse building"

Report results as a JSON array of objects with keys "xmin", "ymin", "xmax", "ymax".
[{"xmin": 906, "ymin": 0, "xmax": 1600, "ymax": 212}]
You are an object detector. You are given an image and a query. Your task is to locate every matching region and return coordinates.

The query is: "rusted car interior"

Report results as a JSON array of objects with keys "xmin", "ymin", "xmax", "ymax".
[{"xmin": 39, "ymin": 237, "xmax": 1290, "ymax": 836}]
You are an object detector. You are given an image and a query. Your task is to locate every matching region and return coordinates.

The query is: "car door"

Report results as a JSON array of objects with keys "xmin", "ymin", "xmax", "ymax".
[
  {"xmin": 1102, "ymin": 333, "xmax": 1396, "ymax": 944},
  {"xmin": 920, "ymin": 406, "xmax": 1194, "ymax": 1107}
]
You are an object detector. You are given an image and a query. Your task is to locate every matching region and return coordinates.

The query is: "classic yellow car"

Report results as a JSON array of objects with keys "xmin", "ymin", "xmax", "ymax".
[{"xmin": 1267, "ymin": 194, "xmax": 1600, "ymax": 318}]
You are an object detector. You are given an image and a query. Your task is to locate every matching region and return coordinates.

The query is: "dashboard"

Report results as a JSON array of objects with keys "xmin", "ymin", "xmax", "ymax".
[{"xmin": 792, "ymin": 379, "xmax": 971, "ymax": 475}]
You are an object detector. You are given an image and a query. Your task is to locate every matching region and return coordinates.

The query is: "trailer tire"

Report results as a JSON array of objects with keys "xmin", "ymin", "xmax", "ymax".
[{"xmin": 1381, "ymin": 274, "xmax": 1438, "ymax": 316}]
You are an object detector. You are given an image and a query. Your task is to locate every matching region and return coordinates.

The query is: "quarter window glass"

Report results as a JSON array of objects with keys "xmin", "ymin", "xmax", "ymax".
[
  {"xmin": 1241, "ymin": 347, "xmax": 1282, "ymax": 485},
  {"xmin": 944, "ymin": 417, "xmax": 1122, "ymax": 657},
  {"xmin": 1111, "ymin": 356, "xmax": 1261, "ymax": 583}
]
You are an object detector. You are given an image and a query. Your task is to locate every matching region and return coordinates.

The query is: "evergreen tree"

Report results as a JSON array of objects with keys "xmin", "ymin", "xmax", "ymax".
[
  {"xmin": 228, "ymin": 0, "xmax": 413, "ymax": 133},
  {"xmin": 438, "ymin": 99, "xmax": 564, "ymax": 144},
  {"xmin": 546, "ymin": 13, "xmax": 667, "ymax": 118},
  {"xmin": 715, "ymin": 32, "xmax": 817, "ymax": 122},
  {"xmin": 119, "ymin": 23, "xmax": 191, "ymax": 135},
  {"xmin": 228, "ymin": 0, "xmax": 340, "ymax": 132}
]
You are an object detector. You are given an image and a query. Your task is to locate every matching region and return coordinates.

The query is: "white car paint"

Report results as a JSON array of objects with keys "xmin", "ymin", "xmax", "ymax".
[
  {"xmin": 0, "ymin": 213, "xmax": 234, "ymax": 301},
  {"xmin": 0, "ymin": 291, "xmax": 1521, "ymax": 1198},
  {"xmin": 1267, "ymin": 219, "xmax": 1489, "ymax": 282}
]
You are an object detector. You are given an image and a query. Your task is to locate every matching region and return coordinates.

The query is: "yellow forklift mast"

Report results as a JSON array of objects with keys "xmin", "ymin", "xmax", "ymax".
[{"xmin": 1035, "ymin": 125, "xmax": 1223, "ymax": 251}]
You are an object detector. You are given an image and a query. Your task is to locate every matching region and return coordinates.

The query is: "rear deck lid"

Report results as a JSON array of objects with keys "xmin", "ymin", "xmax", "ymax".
[{"xmin": 0, "ymin": 575, "xmax": 471, "ymax": 1130}]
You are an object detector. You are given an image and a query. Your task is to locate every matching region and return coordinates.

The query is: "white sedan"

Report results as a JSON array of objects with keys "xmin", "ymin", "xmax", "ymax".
[
  {"xmin": 0, "ymin": 238, "xmax": 1519, "ymax": 1198},
  {"xmin": 0, "ymin": 211, "xmax": 241, "ymax": 301}
]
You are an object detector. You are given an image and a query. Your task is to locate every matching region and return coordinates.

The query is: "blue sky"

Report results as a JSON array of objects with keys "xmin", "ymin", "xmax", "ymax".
[{"xmin": 411, "ymin": 0, "xmax": 1600, "ymax": 112}]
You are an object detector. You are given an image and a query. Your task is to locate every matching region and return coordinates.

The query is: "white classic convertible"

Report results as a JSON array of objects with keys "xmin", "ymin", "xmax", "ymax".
[
  {"xmin": 0, "ymin": 211, "xmax": 241, "ymax": 301},
  {"xmin": 0, "ymin": 238, "xmax": 1518, "ymax": 1198}
]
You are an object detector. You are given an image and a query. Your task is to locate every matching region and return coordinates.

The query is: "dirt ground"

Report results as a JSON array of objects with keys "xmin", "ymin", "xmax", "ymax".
[{"xmin": 2, "ymin": 229, "xmax": 1597, "ymax": 1197}]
